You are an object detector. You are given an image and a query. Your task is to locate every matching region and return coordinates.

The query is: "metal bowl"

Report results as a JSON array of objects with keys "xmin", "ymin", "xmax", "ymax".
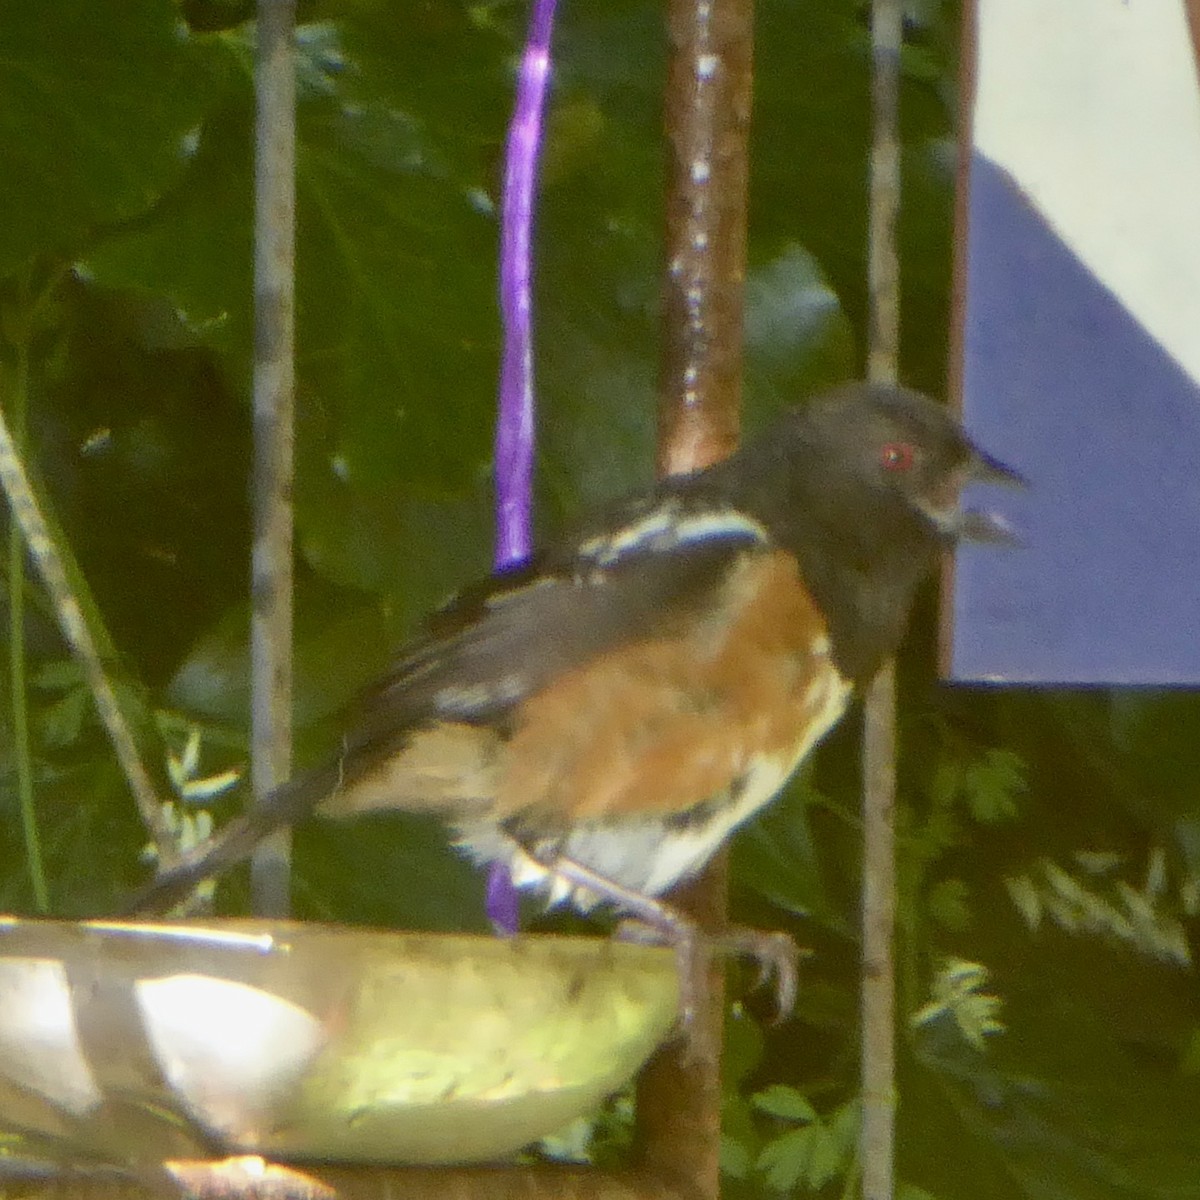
[{"xmin": 0, "ymin": 918, "xmax": 678, "ymax": 1167}]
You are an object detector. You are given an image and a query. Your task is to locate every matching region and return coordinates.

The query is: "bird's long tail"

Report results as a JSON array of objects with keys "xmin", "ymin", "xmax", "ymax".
[{"xmin": 119, "ymin": 762, "xmax": 344, "ymax": 917}]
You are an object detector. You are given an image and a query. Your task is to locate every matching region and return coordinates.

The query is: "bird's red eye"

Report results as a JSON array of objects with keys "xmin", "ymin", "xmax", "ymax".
[{"xmin": 880, "ymin": 441, "xmax": 915, "ymax": 471}]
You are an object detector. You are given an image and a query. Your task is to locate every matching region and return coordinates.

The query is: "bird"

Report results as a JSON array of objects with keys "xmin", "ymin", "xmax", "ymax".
[{"xmin": 126, "ymin": 381, "xmax": 1020, "ymax": 1043}]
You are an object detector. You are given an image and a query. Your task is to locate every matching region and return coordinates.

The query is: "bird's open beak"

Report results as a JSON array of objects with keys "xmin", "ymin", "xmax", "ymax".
[
  {"xmin": 952, "ymin": 448, "xmax": 1026, "ymax": 544},
  {"xmin": 916, "ymin": 447, "xmax": 1024, "ymax": 543},
  {"xmin": 970, "ymin": 448, "xmax": 1026, "ymax": 490}
]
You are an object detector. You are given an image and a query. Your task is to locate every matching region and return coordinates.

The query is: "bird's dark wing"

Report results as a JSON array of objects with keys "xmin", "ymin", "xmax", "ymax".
[
  {"xmin": 122, "ymin": 503, "xmax": 772, "ymax": 914},
  {"xmin": 345, "ymin": 505, "xmax": 772, "ymax": 751}
]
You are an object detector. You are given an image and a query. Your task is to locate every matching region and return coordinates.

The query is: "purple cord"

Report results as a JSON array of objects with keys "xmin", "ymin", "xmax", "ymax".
[
  {"xmin": 488, "ymin": 0, "xmax": 558, "ymax": 934},
  {"xmin": 495, "ymin": 0, "xmax": 556, "ymax": 566}
]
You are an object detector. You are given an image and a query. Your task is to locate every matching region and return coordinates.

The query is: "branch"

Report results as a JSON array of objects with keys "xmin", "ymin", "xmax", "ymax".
[{"xmin": 0, "ymin": 347, "xmax": 172, "ymax": 867}]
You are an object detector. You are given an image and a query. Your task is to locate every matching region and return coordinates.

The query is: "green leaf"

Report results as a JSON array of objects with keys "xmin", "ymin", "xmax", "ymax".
[
  {"xmin": 31, "ymin": 660, "xmax": 83, "ymax": 691},
  {"xmin": 898, "ymin": 1187, "xmax": 941, "ymax": 1200},
  {"xmin": 0, "ymin": 0, "xmax": 221, "ymax": 273},
  {"xmin": 535, "ymin": 1116, "xmax": 595, "ymax": 1165},
  {"xmin": 87, "ymin": 17, "xmax": 502, "ymax": 496},
  {"xmin": 757, "ymin": 1125, "xmax": 817, "ymax": 1193},
  {"xmin": 296, "ymin": 460, "xmax": 491, "ymax": 600},
  {"xmin": 830, "ymin": 1099, "xmax": 861, "ymax": 1153},
  {"xmin": 928, "ymin": 877, "xmax": 973, "ymax": 932},
  {"xmin": 733, "ymin": 775, "xmax": 843, "ymax": 930},
  {"xmin": 1180, "ymin": 1027, "xmax": 1200, "ymax": 1076},
  {"xmin": 37, "ymin": 687, "xmax": 89, "ymax": 749},
  {"xmin": 805, "ymin": 1122, "xmax": 848, "ymax": 1189},
  {"xmin": 165, "ymin": 586, "xmax": 391, "ymax": 730},
  {"xmin": 82, "ymin": 94, "xmax": 252, "ymax": 353},
  {"xmin": 910, "ymin": 982, "xmax": 1200, "ymax": 1200},
  {"xmin": 900, "ymin": 43, "xmax": 943, "ymax": 83},
  {"xmin": 963, "ymin": 750, "xmax": 1026, "ymax": 824},
  {"xmin": 752, "ymin": 1084, "xmax": 818, "ymax": 1123},
  {"xmin": 722, "ymin": 1002, "xmax": 767, "ymax": 1089},
  {"xmin": 743, "ymin": 242, "xmax": 857, "ymax": 410},
  {"xmin": 293, "ymin": 812, "xmax": 491, "ymax": 932},
  {"xmin": 296, "ymin": 97, "xmax": 499, "ymax": 492},
  {"xmin": 720, "ymin": 1134, "xmax": 754, "ymax": 1180},
  {"xmin": 912, "ymin": 959, "xmax": 1004, "ymax": 1051},
  {"xmin": 929, "ymin": 756, "xmax": 963, "ymax": 811}
]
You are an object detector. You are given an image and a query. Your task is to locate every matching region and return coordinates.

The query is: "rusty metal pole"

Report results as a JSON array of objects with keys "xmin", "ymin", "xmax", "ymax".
[
  {"xmin": 655, "ymin": 0, "xmax": 753, "ymax": 477},
  {"xmin": 636, "ymin": 0, "xmax": 755, "ymax": 1194}
]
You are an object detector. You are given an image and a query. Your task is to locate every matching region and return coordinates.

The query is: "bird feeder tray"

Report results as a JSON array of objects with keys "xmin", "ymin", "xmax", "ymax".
[{"xmin": 0, "ymin": 918, "xmax": 678, "ymax": 1171}]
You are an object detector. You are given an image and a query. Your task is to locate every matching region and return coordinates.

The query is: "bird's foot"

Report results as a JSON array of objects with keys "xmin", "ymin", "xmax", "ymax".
[
  {"xmin": 533, "ymin": 851, "xmax": 804, "ymax": 1062},
  {"xmin": 617, "ymin": 919, "xmax": 805, "ymax": 1042},
  {"xmin": 711, "ymin": 925, "xmax": 804, "ymax": 1022}
]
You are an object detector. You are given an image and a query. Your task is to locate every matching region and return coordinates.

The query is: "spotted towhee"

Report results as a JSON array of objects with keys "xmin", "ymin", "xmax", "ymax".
[{"xmin": 128, "ymin": 382, "xmax": 1019, "ymax": 1035}]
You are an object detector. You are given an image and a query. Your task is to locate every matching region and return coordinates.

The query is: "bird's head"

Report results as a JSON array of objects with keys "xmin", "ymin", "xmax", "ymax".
[{"xmin": 772, "ymin": 382, "xmax": 1024, "ymax": 548}]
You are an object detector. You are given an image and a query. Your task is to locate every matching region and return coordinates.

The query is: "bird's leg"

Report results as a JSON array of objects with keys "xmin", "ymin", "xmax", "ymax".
[
  {"xmin": 537, "ymin": 854, "xmax": 715, "ymax": 1061},
  {"xmin": 618, "ymin": 917, "xmax": 804, "ymax": 1028},
  {"xmin": 526, "ymin": 851, "xmax": 803, "ymax": 1059}
]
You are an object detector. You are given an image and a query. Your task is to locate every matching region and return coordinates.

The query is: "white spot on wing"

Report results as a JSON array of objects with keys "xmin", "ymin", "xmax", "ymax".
[
  {"xmin": 546, "ymin": 874, "xmax": 574, "ymax": 908},
  {"xmin": 579, "ymin": 503, "xmax": 770, "ymax": 567},
  {"xmin": 434, "ymin": 676, "xmax": 525, "ymax": 715},
  {"xmin": 675, "ymin": 511, "xmax": 770, "ymax": 545},
  {"xmin": 483, "ymin": 574, "xmax": 558, "ymax": 610}
]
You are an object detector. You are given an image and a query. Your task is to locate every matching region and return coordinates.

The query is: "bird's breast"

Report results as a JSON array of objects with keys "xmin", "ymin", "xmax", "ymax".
[
  {"xmin": 461, "ymin": 550, "xmax": 854, "ymax": 905},
  {"xmin": 459, "ymin": 659, "xmax": 851, "ymax": 908},
  {"xmin": 497, "ymin": 550, "xmax": 850, "ymax": 823}
]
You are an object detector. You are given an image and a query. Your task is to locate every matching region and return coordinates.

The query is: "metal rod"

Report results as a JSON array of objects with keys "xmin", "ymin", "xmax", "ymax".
[
  {"xmin": 861, "ymin": 0, "xmax": 903, "ymax": 1196},
  {"xmin": 249, "ymin": 0, "xmax": 298, "ymax": 917}
]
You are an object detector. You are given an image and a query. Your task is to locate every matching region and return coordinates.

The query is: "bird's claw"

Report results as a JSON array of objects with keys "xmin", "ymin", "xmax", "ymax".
[
  {"xmin": 539, "ymin": 854, "xmax": 806, "ymax": 1057},
  {"xmin": 712, "ymin": 926, "xmax": 808, "ymax": 1022},
  {"xmin": 615, "ymin": 917, "xmax": 807, "ymax": 1060}
]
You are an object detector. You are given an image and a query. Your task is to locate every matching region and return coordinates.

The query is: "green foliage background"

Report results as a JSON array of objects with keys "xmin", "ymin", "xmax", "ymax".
[{"xmin": 1, "ymin": 1, "xmax": 1199, "ymax": 1195}]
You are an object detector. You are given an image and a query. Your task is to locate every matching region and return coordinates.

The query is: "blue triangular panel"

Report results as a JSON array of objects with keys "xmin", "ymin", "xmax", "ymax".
[{"xmin": 949, "ymin": 152, "xmax": 1200, "ymax": 683}]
